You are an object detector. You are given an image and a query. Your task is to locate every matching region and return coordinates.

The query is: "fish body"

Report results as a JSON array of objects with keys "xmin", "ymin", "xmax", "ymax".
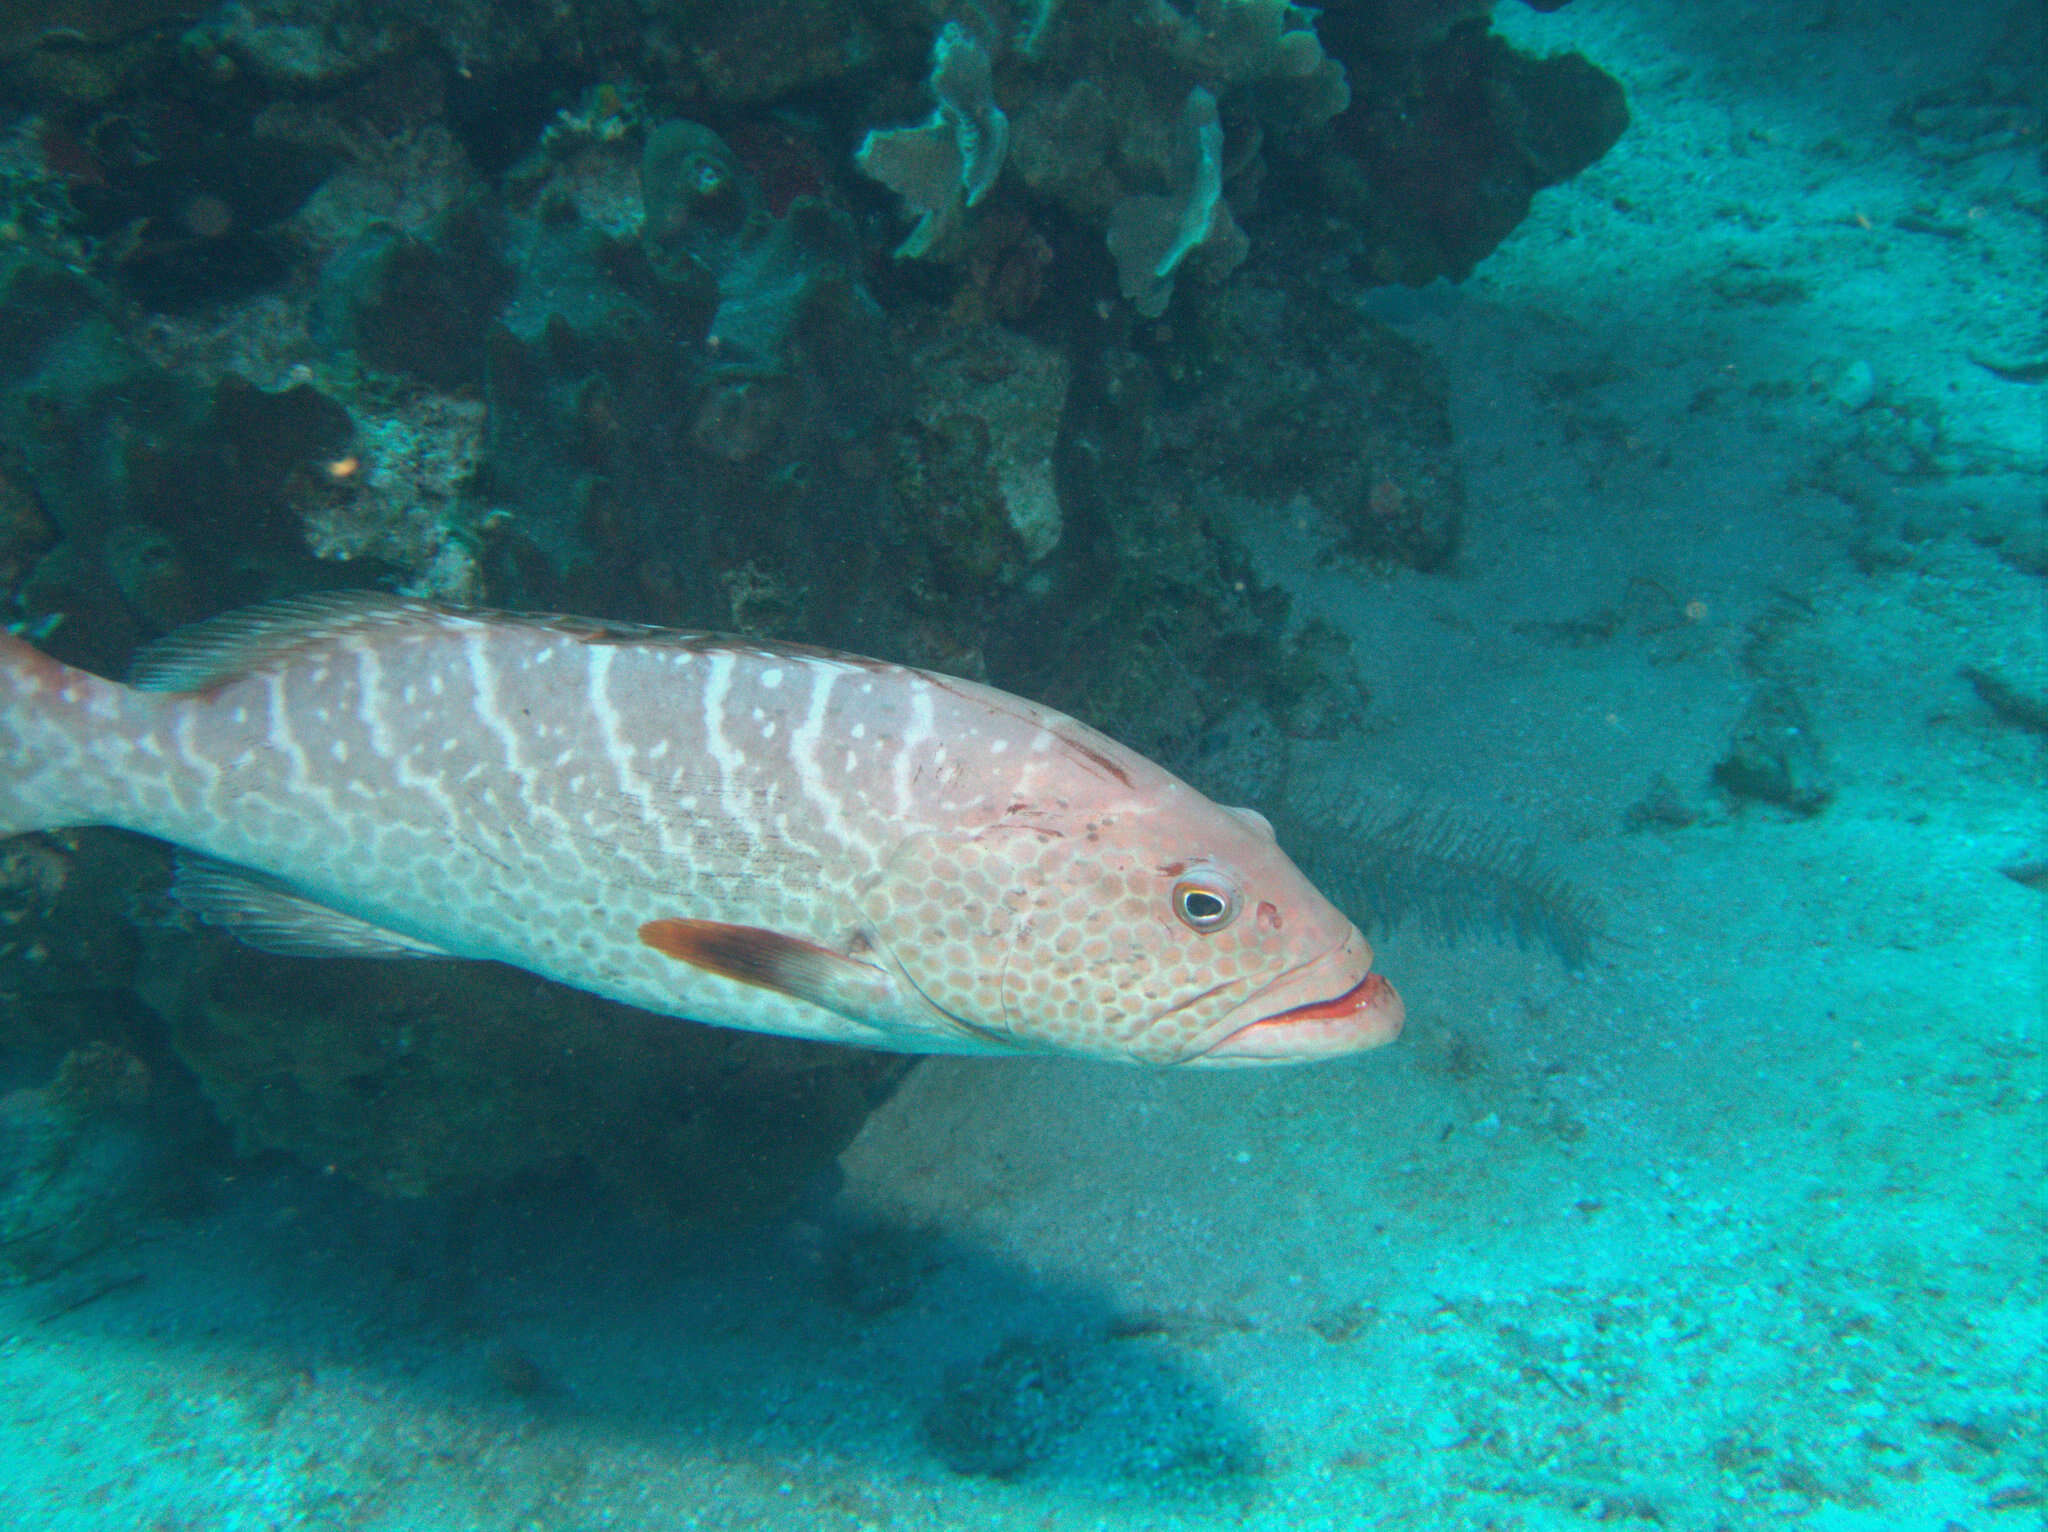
[{"xmin": 0, "ymin": 595, "xmax": 1402, "ymax": 1065}]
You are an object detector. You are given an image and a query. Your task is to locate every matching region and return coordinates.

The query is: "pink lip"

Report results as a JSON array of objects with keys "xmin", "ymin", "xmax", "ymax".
[{"xmin": 1203, "ymin": 970, "xmax": 1405, "ymax": 1062}]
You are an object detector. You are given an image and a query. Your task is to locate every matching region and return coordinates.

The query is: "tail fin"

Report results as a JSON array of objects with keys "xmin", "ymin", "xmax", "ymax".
[{"xmin": 0, "ymin": 629, "xmax": 132, "ymax": 837}]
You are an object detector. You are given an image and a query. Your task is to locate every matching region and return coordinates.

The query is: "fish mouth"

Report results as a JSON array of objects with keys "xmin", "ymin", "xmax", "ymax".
[{"xmin": 1194, "ymin": 934, "xmax": 1405, "ymax": 1066}]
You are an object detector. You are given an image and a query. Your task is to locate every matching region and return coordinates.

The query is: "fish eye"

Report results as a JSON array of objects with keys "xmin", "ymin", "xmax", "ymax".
[{"xmin": 1171, "ymin": 868, "xmax": 1241, "ymax": 933}]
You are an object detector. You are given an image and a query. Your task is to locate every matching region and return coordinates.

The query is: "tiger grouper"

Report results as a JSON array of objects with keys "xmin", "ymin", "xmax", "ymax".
[{"xmin": 0, "ymin": 595, "xmax": 1404, "ymax": 1065}]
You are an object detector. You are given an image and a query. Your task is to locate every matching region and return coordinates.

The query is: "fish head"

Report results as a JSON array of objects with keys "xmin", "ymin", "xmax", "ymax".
[{"xmin": 862, "ymin": 790, "xmax": 1403, "ymax": 1065}]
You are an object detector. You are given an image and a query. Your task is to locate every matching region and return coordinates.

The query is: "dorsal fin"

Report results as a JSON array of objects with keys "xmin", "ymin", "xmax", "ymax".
[{"xmin": 128, "ymin": 592, "xmax": 452, "ymax": 693}]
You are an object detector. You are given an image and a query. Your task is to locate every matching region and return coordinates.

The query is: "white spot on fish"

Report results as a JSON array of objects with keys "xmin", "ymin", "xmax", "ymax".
[
  {"xmin": 851, "ymin": 723, "xmax": 866, "ymax": 740},
  {"xmin": 762, "ymin": 720, "xmax": 777, "ymax": 739},
  {"xmin": 330, "ymin": 740, "xmax": 348, "ymax": 762},
  {"xmin": 534, "ymin": 646, "xmax": 555, "ymax": 665},
  {"xmin": 762, "ymin": 668, "xmax": 784, "ymax": 689},
  {"xmin": 991, "ymin": 739, "xmax": 1009, "ymax": 755}
]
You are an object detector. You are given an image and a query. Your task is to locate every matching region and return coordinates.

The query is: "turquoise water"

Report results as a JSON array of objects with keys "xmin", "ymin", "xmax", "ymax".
[{"xmin": 0, "ymin": 2, "xmax": 2040, "ymax": 1528}]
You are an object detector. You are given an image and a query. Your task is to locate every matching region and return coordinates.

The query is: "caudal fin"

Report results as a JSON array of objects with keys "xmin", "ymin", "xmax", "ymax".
[{"xmin": 0, "ymin": 629, "xmax": 133, "ymax": 837}]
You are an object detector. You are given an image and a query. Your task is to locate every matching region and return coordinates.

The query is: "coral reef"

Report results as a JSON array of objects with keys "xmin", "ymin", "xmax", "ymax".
[
  {"xmin": 855, "ymin": 2, "xmax": 1617, "ymax": 307},
  {"xmin": 856, "ymin": 21, "xmax": 1011, "ymax": 258},
  {"xmin": 863, "ymin": 0, "xmax": 1350, "ymax": 313},
  {"xmin": 901, "ymin": 314, "xmax": 1069, "ymax": 567},
  {"xmin": 0, "ymin": 832, "xmax": 157, "ymax": 1071},
  {"xmin": 1106, "ymin": 87, "xmax": 1248, "ymax": 319},
  {"xmin": 1149, "ymin": 277, "xmax": 1467, "ymax": 569},
  {"xmin": 0, "ymin": 1037, "xmax": 215, "ymax": 1281},
  {"xmin": 295, "ymin": 392, "xmax": 492, "ymax": 603},
  {"xmin": 1317, "ymin": 12, "xmax": 1628, "ymax": 284},
  {"xmin": 0, "ymin": 0, "xmax": 1623, "ymax": 1225},
  {"xmin": 161, "ymin": 934, "xmax": 911, "ymax": 1221}
]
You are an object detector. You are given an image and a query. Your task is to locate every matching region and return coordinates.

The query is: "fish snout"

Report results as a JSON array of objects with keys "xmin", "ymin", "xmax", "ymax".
[{"xmin": 1195, "ymin": 932, "xmax": 1404, "ymax": 1065}]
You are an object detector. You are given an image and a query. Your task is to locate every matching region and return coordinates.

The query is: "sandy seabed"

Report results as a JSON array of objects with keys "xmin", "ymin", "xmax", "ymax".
[{"xmin": 1, "ymin": 3, "xmax": 2040, "ymax": 1528}]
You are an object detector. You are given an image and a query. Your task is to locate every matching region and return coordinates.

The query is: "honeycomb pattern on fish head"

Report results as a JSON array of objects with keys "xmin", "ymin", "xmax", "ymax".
[{"xmin": 863, "ymin": 801, "xmax": 1351, "ymax": 1063}]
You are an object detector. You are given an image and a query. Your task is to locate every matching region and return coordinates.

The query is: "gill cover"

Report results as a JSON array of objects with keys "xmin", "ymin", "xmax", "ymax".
[{"xmin": 862, "ymin": 823, "xmax": 1283, "ymax": 1062}]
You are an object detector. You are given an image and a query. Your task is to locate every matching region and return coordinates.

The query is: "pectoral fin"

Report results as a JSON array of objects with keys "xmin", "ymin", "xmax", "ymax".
[{"xmin": 638, "ymin": 917, "xmax": 895, "ymax": 1020}]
